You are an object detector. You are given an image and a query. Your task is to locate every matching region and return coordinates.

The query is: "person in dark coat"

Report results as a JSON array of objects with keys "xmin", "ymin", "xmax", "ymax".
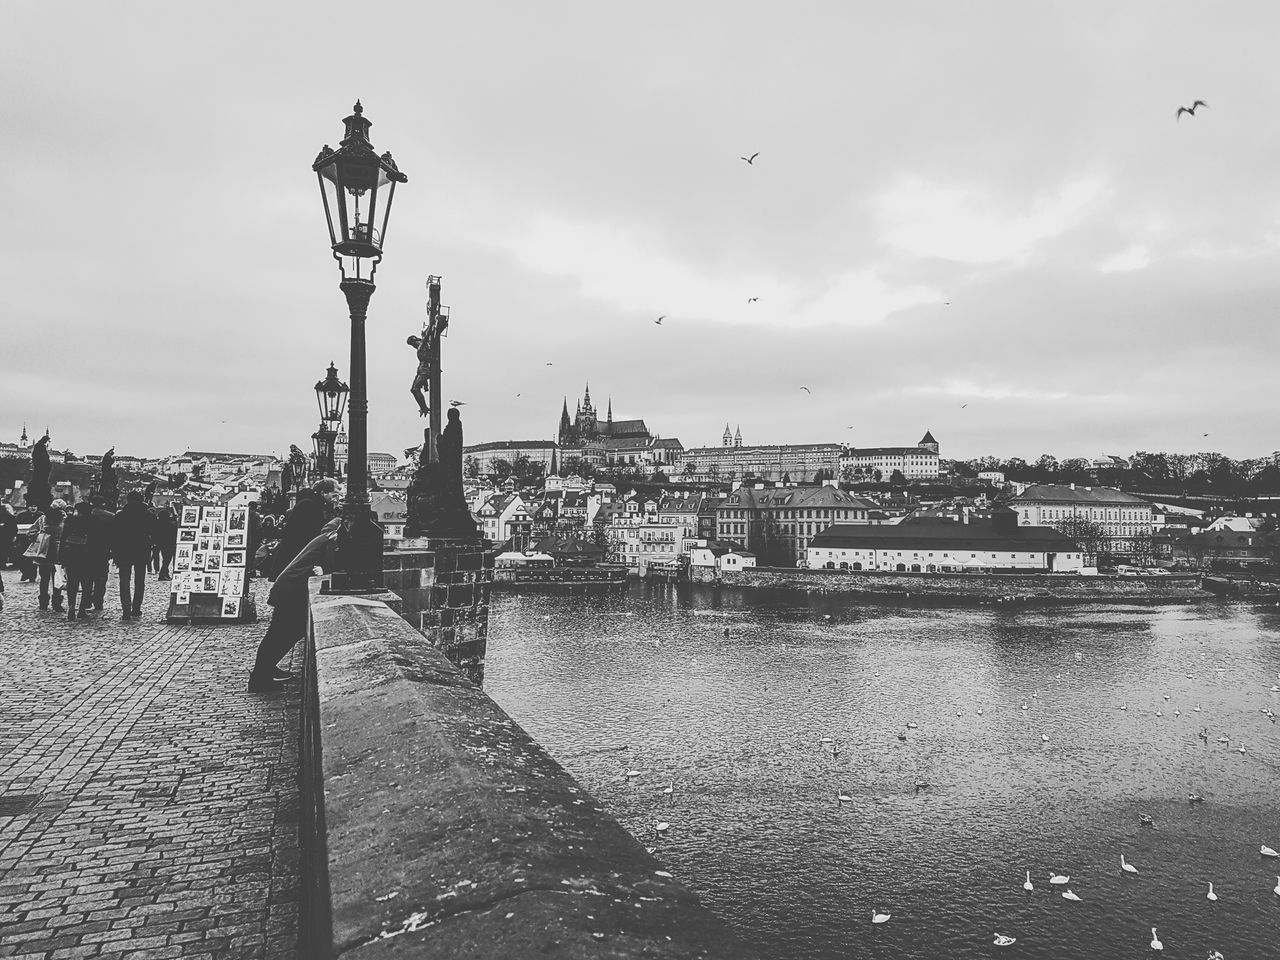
[
  {"xmin": 87, "ymin": 497, "xmax": 116, "ymax": 611},
  {"xmin": 14, "ymin": 504, "xmax": 38, "ymax": 582},
  {"xmin": 246, "ymin": 503, "xmax": 261, "ymax": 578},
  {"xmin": 152, "ymin": 506, "xmax": 178, "ymax": 580},
  {"xmin": 269, "ymin": 489, "xmax": 325, "ymax": 581},
  {"xmin": 0, "ymin": 504, "xmax": 16, "ymax": 568},
  {"xmin": 60, "ymin": 502, "xmax": 100, "ymax": 620},
  {"xmin": 249, "ymin": 519, "xmax": 339, "ymax": 692},
  {"xmin": 111, "ymin": 491, "xmax": 154, "ymax": 619}
]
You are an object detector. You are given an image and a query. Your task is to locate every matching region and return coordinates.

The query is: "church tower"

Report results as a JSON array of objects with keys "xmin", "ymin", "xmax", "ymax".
[
  {"xmin": 734, "ymin": 425, "xmax": 743, "ymax": 448},
  {"xmin": 558, "ymin": 397, "xmax": 573, "ymax": 446},
  {"xmin": 577, "ymin": 383, "xmax": 598, "ymax": 438},
  {"xmin": 722, "ymin": 423, "xmax": 732, "ymax": 447},
  {"xmin": 918, "ymin": 429, "xmax": 939, "ymax": 455},
  {"xmin": 607, "ymin": 396, "xmax": 613, "ymax": 424}
]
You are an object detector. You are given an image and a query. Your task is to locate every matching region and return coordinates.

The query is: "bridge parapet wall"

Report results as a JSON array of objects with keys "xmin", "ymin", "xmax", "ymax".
[{"xmin": 300, "ymin": 587, "xmax": 756, "ymax": 959}]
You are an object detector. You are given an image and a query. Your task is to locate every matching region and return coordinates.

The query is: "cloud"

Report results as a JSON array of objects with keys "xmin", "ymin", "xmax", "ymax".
[
  {"xmin": 1098, "ymin": 244, "xmax": 1152, "ymax": 273},
  {"xmin": 904, "ymin": 379, "xmax": 1126, "ymax": 404},
  {"xmin": 876, "ymin": 176, "xmax": 1109, "ymax": 265}
]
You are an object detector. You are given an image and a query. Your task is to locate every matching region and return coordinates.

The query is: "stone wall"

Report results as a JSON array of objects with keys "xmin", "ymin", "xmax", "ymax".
[
  {"xmin": 710, "ymin": 567, "xmax": 1204, "ymax": 604},
  {"xmin": 300, "ymin": 589, "xmax": 757, "ymax": 959},
  {"xmin": 383, "ymin": 541, "xmax": 492, "ymax": 684}
]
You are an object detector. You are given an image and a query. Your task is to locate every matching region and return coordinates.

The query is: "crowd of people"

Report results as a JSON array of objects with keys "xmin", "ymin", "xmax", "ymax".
[
  {"xmin": 0, "ymin": 492, "xmax": 178, "ymax": 619},
  {"xmin": 0, "ymin": 478, "xmax": 345, "ymax": 696}
]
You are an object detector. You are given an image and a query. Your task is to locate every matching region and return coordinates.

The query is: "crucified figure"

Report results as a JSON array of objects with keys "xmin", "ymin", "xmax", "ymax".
[{"xmin": 406, "ymin": 330, "xmax": 434, "ymax": 418}]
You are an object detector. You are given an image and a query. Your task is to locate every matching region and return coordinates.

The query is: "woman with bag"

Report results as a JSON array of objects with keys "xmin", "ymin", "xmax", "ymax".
[{"xmin": 27, "ymin": 500, "xmax": 68, "ymax": 612}]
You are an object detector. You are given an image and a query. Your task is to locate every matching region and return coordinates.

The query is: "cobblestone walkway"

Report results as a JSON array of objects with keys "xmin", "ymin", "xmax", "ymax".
[{"xmin": 0, "ymin": 572, "xmax": 299, "ymax": 959}]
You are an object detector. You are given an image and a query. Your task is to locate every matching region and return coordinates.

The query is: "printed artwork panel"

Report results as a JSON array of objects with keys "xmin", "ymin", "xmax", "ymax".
[
  {"xmin": 191, "ymin": 551, "xmax": 207, "ymax": 570},
  {"xmin": 228, "ymin": 508, "xmax": 248, "ymax": 532},
  {"xmin": 226, "ymin": 531, "xmax": 246, "ymax": 548},
  {"xmin": 181, "ymin": 506, "xmax": 200, "ymax": 526},
  {"xmin": 221, "ymin": 597, "xmax": 241, "ymax": 618},
  {"xmin": 223, "ymin": 549, "xmax": 246, "ymax": 568},
  {"xmin": 203, "ymin": 506, "xmax": 226, "ymax": 523},
  {"xmin": 219, "ymin": 569, "xmax": 244, "ymax": 596},
  {"xmin": 178, "ymin": 528, "xmax": 197, "ymax": 543}
]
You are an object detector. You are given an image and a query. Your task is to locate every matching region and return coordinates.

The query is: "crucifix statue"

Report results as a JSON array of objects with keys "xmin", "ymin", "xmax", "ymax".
[{"xmin": 404, "ymin": 275, "xmax": 477, "ymax": 540}]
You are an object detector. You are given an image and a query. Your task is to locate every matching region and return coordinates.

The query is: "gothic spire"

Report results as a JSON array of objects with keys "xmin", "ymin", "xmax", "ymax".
[{"xmin": 607, "ymin": 396, "xmax": 613, "ymax": 422}]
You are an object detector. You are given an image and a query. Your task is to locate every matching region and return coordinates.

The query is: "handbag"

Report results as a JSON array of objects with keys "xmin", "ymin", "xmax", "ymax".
[{"xmin": 23, "ymin": 533, "xmax": 52, "ymax": 560}]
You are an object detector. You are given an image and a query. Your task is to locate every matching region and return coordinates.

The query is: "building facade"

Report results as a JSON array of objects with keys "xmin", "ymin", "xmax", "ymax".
[
  {"xmin": 715, "ymin": 485, "xmax": 874, "ymax": 566},
  {"xmin": 1011, "ymin": 483, "xmax": 1154, "ymax": 554},
  {"xmin": 807, "ymin": 514, "xmax": 1085, "ymax": 573},
  {"xmin": 463, "ymin": 440, "xmax": 558, "ymax": 477},
  {"xmin": 840, "ymin": 431, "xmax": 940, "ymax": 480},
  {"xmin": 677, "ymin": 440, "xmax": 843, "ymax": 484}
]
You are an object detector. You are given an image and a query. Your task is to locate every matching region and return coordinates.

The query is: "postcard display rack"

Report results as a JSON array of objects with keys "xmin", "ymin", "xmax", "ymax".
[{"xmin": 165, "ymin": 504, "xmax": 256, "ymax": 623}]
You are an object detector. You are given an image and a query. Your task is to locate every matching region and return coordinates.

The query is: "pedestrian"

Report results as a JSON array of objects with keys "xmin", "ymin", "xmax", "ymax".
[
  {"xmin": 249, "ymin": 519, "xmax": 340, "ymax": 692},
  {"xmin": 89, "ymin": 497, "xmax": 116, "ymax": 611},
  {"xmin": 29, "ymin": 500, "xmax": 67, "ymax": 612},
  {"xmin": 111, "ymin": 491, "xmax": 154, "ymax": 619},
  {"xmin": 269, "ymin": 487, "xmax": 326, "ymax": 580},
  {"xmin": 153, "ymin": 505, "xmax": 177, "ymax": 580},
  {"xmin": 14, "ymin": 503, "xmax": 39, "ymax": 582},
  {"xmin": 60, "ymin": 502, "xmax": 98, "ymax": 620},
  {"xmin": 246, "ymin": 502, "xmax": 261, "ymax": 578},
  {"xmin": 0, "ymin": 503, "xmax": 16, "ymax": 569}
]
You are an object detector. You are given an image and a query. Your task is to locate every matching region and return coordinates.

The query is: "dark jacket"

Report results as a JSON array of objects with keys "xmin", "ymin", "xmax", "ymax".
[
  {"xmin": 111, "ymin": 501, "xmax": 155, "ymax": 564},
  {"xmin": 153, "ymin": 507, "xmax": 178, "ymax": 555},
  {"xmin": 270, "ymin": 496, "xmax": 325, "ymax": 579},
  {"xmin": 268, "ymin": 526, "xmax": 338, "ymax": 604},
  {"xmin": 60, "ymin": 511, "xmax": 101, "ymax": 569}
]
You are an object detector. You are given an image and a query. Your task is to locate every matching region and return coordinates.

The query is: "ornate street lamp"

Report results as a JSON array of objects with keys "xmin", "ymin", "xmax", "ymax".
[
  {"xmin": 311, "ymin": 422, "xmax": 337, "ymax": 480},
  {"xmin": 313, "ymin": 101, "xmax": 408, "ymax": 591},
  {"xmin": 314, "ymin": 361, "xmax": 349, "ymax": 426}
]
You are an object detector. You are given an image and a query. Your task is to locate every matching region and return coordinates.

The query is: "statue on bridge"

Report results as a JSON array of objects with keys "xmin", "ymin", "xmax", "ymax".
[
  {"xmin": 100, "ymin": 446, "xmax": 119, "ymax": 507},
  {"xmin": 27, "ymin": 433, "xmax": 52, "ymax": 511},
  {"xmin": 404, "ymin": 275, "xmax": 477, "ymax": 541}
]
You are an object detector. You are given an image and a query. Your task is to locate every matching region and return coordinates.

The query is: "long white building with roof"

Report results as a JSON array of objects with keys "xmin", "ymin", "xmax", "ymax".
[{"xmin": 1010, "ymin": 483, "xmax": 1154, "ymax": 553}]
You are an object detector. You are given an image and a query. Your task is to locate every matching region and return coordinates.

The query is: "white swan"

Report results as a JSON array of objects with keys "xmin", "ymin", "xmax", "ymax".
[
  {"xmin": 837, "ymin": 792, "xmax": 852, "ymax": 804},
  {"xmin": 871, "ymin": 909, "xmax": 891, "ymax": 924},
  {"xmin": 1150, "ymin": 927, "xmax": 1162, "ymax": 951},
  {"xmin": 819, "ymin": 737, "xmax": 834, "ymax": 744},
  {"xmin": 1194, "ymin": 704, "xmax": 1202, "ymax": 712},
  {"xmin": 1174, "ymin": 709, "xmax": 1181, "ymax": 717},
  {"xmin": 1261, "ymin": 845, "xmax": 1279, "ymax": 857},
  {"xmin": 654, "ymin": 821, "xmax": 670, "ymax": 834},
  {"xmin": 977, "ymin": 708, "xmax": 983, "ymax": 715},
  {"xmin": 1049, "ymin": 873, "xmax": 1069, "ymax": 884},
  {"xmin": 1061, "ymin": 888, "xmax": 1081, "ymax": 901},
  {"xmin": 662, "ymin": 782, "xmax": 674, "ymax": 797},
  {"xmin": 1238, "ymin": 743, "xmax": 1247, "ymax": 754},
  {"xmin": 905, "ymin": 721, "xmax": 919, "ymax": 729},
  {"xmin": 1273, "ymin": 875, "xmax": 1280, "ymax": 895},
  {"xmin": 1041, "ymin": 734, "xmax": 1050, "ymax": 742},
  {"xmin": 993, "ymin": 934, "xmax": 1016, "ymax": 946},
  {"xmin": 625, "ymin": 769, "xmax": 641, "ymax": 779},
  {"xmin": 1217, "ymin": 736, "xmax": 1230, "ymax": 744},
  {"xmin": 1206, "ymin": 881, "xmax": 1217, "ymax": 901},
  {"xmin": 1156, "ymin": 710, "xmax": 1163, "ymax": 717},
  {"xmin": 1121, "ymin": 853, "xmax": 1138, "ymax": 874},
  {"xmin": 1021, "ymin": 703, "xmax": 1028, "ymax": 710},
  {"xmin": 1023, "ymin": 871, "xmax": 1033, "ymax": 892},
  {"xmin": 1121, "ymin": 704, "xmax": 1128, "ymax": 711}
]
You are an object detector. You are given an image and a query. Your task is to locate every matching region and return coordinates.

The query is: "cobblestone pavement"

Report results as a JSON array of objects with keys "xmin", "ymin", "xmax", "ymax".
[{"xmin": 0, "ymin": 571, "xmax": 300, "ymax": 960}]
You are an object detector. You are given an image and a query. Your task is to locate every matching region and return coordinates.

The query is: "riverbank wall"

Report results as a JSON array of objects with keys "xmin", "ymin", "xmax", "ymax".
[
  {"xmin": 299, "ymin": 586, "xmax": 756, "ymax": 959},
  {"xmin": 690, "ymin": 566, "xmax": 1206, "ymax": 605}
]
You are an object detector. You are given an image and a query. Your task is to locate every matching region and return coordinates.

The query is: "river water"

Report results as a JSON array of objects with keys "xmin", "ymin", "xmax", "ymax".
[{"xmin": 485, "ymin": 584, "xmax": 1280, "ymax": 959}]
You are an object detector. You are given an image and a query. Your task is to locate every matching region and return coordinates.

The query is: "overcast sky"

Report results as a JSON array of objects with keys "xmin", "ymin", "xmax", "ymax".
[{"xmin": 4, "ymin": 3, "xmax": 1279, "ymax": 463}]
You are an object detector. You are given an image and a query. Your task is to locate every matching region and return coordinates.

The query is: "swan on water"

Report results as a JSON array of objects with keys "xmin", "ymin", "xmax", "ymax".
[
  {"xmin": 871, "ymin": 909, "xmax": 891, "ymax": 924},
  {"xmin": 662, "ymin": 782, "xmax": 674, "ymax": 796},
  {"xmin": 1217, "ymin": 736, "xmax": 1230, "ymax": 744},
  {"xmin": 1140, "ymin": 814, "xmax": 1154, "ymax": 827},
  {"xmin": 1194, "ymin": 704, "xmax": 1202, "ymax": 712},
  {"xmin": 1150, "ymin": 927, "xmax": 1163, "ymax": 951},
  {"xmin": 1261, "ymin": 845, "xmax": 1279, "ymax": 858},
  {"xmin": 1174, "ymin": 709, "xmax": 1181, "ymax": 717},
  {"xmin": 977, "ymin": 708, "xmax": 983, "ymax": 715},
  {"xmin": 1188, "ymin": 793, "xmax": 1205, "ymax": 803},
  {"xmin": 837, "ymin": 792, "xmax": 852, "ymax": 804},
  {"xmin": 1041, "ymin": 734, "xmax": 1050, "ymax": 742},
  {"xmin": 625, "ymin": 770, "xmax": 641, "ymax": 779},
  {"xmin": 1238, "ymin": 743, "xmax": 1247, "ymax": 754},
  {"xmin": 1021, "ymin": 703, "xmax": 1028, "ymax": 711},
  {"xmin": 1023, "ymin": 871, "xmax": 1033, "ymax": 892},
  {"xmin": 1155, "ymin": 710, "xmax": 1163, "ymax": 717},
  {"xmin": 897, "ymin": 732, "xmax": 908, "ymax": 742},
  {"xmin": 819, "ymin": 737, "xmax": 834, "ymax": 744},
  {"xmin": 1206, "ymin": 881, "xmax": 1217, "ymax": 901},
  {"xmin": 654, "ymin": 821, "xmax": 670, "ymax": 834},
  {"xmin": 1061, "ymin": 889, "xmax": 1081, "ymax": 901},
  {"xmin": 1049, "ymin": 873, "xmax": 1069, "ymax": 884},
  {"xmin": 1121, "ymin": 853, "xmax": 1138, "ymax": 873},
  {"xmin": 1273, "ymin": 875, "xmax": 1280, "ymax": 895},
  {"xmin": 906, "ymin": 721, "xmax": 919, "ymax": 729},
  {"xmin": 993, "ymin": 934, "xmax": 1016, "ymax": 947},
  {"xmin": 1163, "ymin": 694, "xmax": 1169, "ymax": 701}
]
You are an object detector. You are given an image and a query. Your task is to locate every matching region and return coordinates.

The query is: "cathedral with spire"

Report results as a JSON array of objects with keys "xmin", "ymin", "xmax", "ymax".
[{"xmin": 557, "ymin": 384, "xmax": 653, "ymax": 448}]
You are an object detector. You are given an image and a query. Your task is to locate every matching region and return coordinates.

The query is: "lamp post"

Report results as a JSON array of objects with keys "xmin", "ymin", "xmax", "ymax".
[
  {"xmin": 312, "ymin": 101, "xmax": 408, "ymax": 591},
  {"xmin": 312, "ymin": 362, "xmax": 348, "ymax": 479}
]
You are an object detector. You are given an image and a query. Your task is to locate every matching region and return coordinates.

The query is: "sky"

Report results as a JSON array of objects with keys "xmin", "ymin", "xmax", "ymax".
[{"xmin": 4, "ymin": 2, "xmax": 1280, "ymax": 463}]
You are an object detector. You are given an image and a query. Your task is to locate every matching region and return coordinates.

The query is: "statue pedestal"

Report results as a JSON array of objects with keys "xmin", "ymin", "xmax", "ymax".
[{"xmin": 383, "ymin": 537, "xmax": 493, "ymax": 685}]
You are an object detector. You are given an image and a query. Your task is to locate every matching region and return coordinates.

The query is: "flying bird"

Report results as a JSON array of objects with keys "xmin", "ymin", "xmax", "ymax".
[
  {"xmin": 655, "ymin": 315, "xmax": 665, "ymax": 325},
  {"xmin": 961, "ymin": 403, "xmax": 968, "ymax": 409},
  {"xmin": 800, "ymin": 386, "xmax": 811, "ymax": 394},
  {"xmin": 450, "ymin": 400, "xmax": 466, "ymax": 407},
  {"xmin": 1176, "ymin": 100, "xmax": 1209, "ymax": 120},
  {"xmin": 545, "ymin": 362, "xmax": 554, "ymax": 366},
  {"xmin": 747, "ymin": 297, "xmax": 759, "ymax": 303},
  {"xmin": 740, "ymin": 152, "xmax": 759, "ymax": 165}
]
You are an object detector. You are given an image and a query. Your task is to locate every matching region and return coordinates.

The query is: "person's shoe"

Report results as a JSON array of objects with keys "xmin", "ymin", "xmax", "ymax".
[
  {"xmin": 94, "ymin": 603, "xmax": 104, "ymax": 612},
  {"xmin": 121, "ymin": 611, "xmax": 134, "ymax": 620},
  {"xmin": 247, "ymin": 672, "xmax": 287, "ymax": 693},
  {"xmin": 131, "ymin": 608, "xmax": 142, "ymax": 619},
  {"xmin": 67, "ymin": 609, "xmax": 77, "ymax": 621},
  {"xmin": 52, "ymin": 604, "xmax": 65, "ymax": 613}
]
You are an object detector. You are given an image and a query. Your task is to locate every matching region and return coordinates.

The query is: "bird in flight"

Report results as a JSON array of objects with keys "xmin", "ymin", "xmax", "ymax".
[
  {"xmin": 515, "ymin": 393, "xmax": 521, "ymax": 398},
  {"xmin": 747, "ymin": 297, "xmax": 759, "ymax": 303},
  {"xmin": 655, "ymin": 315, "xmax": 665, "ymax": 325},
  {"xmin": 1202, "ymin": 432, "xmax": 1210, "ymax": 437},
  {"xmin": 450, "ymin": 400, "xmax": 466, "ymax": 407},
  {"xmin": 961, "ymin": 403, "xmax": 968, "ymax": 409},
  {"xmin": 740, "ymin": 152, "xmax": 759, "ymax": 165},
  {"xmin": 800, "ymin": 386, "xmax": 811, "ymax": 394},
  {"xmin": 545, "ymin": 362, "xmax": 554, "ymax": 366},
  {"xmin": 1176, "ymin": 100, "xmax": 1209, "ymax": 120}
]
